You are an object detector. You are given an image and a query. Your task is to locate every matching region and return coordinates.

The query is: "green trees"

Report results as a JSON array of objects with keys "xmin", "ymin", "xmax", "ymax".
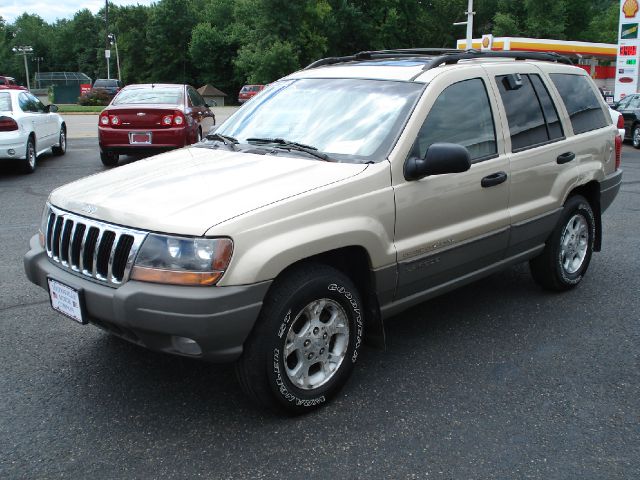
[{"xmin": 0, "ymin": 0, "xmax": 619, "ymax": 99}]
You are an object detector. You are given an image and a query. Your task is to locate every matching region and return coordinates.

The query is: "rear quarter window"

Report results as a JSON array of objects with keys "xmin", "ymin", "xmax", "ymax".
[
  {"xmin": 550, "ymin": 73, "xmax": 608, "ymax": 134},
  {"xmin": 0, "ymin": 93, "xmax": 12, "ymax": 111}
]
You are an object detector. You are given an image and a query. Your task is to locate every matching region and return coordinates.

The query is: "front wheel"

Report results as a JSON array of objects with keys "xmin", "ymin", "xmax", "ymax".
[
  {"xmin": 236, "ymin": 263, "xmax": 364, "ymax": 415},
  {"xmin": 530, "ymin": 195, "xmax": 595, "ymax": 291}
]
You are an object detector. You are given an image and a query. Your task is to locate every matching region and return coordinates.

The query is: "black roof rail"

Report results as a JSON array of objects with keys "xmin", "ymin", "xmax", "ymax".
[
  {"xmin": 423, "ymin": 50, "xmax": 573, "ymax": 71},
  {"xmin": 304, "ymin": 49, "xmax": 573, "ymax": 70},
  {"xmin": 304, "ymin": 48, "xmax": 460, "ymax": 70}
]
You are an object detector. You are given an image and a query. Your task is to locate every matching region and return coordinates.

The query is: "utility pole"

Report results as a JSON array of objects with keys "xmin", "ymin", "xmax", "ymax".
[
  {"xmin": 108, "ymin": 33, "xmax": 121, "ymax": 82},
  {"xmin": 105, "ymin": 0, "xmax": 110, "ymax": 79},
  {"xmin": 453, "ymin": 0, "xmax": 475, "ymax": 49},
  {"xmin": 33, "ymin": 56, "xmax": 43, "ymax": 88},
  {"xmin": 12, "ymin": 45, "xmax": 33, "ymax": 90}
]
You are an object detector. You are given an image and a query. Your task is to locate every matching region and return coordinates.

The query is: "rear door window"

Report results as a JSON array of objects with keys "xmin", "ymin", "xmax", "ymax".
[
  {"xmin": 497, "ymin": 73, "xmax": 563, "ymax": 151},
  {"xmin": 550, "ymin": 73, "xmax": 608, "ymax": 134},
  {"xmin": 412, "ymin": 78, "xmax": 497, "ymax": 162}
]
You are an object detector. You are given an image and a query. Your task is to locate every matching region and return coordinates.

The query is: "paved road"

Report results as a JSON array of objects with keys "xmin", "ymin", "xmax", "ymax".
[
  {"xmin": 0, "ymin": 140, "xmax": 639, "ymax": 479},
  {"xmin": 62, "ymin": 106, "xmax": 240, "ymax": 139}
]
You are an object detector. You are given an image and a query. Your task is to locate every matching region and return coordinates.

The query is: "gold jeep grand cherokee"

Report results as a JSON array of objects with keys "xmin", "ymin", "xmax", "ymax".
[{"xmin": 24, "ymin": 49, "xmax": 622, "ymax": 414}]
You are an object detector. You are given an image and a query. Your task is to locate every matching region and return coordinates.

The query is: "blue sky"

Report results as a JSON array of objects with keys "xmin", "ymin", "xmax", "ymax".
[{"xmin": 3, "ymin": 1, "xmax": 157, "ymax": 24}]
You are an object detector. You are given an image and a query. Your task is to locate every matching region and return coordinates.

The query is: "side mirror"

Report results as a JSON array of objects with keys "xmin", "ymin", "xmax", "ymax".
[
  {"xmin": 45, "ymin": 104, "xmax": 59, "ymax": 113},
  {"xmin": 404, "ymin": 143, "xmax": 471, "ymax": 181},
  {"xmin": 612, "ymin": 102, "xmax": 620, "ymax": 110}
]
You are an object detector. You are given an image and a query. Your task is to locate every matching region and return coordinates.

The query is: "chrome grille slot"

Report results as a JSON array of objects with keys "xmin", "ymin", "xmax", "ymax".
[{"xmin": 43, "ymin": 204, "xmax": 148, "ymax": 287}]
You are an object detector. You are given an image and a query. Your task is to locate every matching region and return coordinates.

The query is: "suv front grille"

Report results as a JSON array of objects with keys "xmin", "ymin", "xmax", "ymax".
[{"xmin": 44, "ymin": 204, "xmax": 148, "ymax": 287}]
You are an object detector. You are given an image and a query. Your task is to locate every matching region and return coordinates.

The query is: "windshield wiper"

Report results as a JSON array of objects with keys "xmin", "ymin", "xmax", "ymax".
[
  {"xmin": 205, "ymin": 133, "xmax": 239, "ymax": 150},
  {"xmin": 246, "ymin": 137, "xmax": 334, "ymax": 162}
]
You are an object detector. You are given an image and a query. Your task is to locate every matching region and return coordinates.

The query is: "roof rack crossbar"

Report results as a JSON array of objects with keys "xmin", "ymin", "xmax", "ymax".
[{"xmin": 304, "ymin": 49, "xmax": 573, "ymax": 71}]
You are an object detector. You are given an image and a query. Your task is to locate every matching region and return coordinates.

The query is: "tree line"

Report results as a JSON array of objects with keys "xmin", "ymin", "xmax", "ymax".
[{"xmin": 0, "ymin": 0, "xmax": 619, "ymax": 100}]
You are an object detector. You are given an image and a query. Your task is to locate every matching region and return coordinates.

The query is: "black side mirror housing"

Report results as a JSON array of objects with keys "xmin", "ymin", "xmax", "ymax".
[
  {"xmin": 404, "ymin": 143, "xmax": 471, "ymax": 181},
  {"xmin": 45, "ymin": 104, "xmax": 58, "ymax": 113}
]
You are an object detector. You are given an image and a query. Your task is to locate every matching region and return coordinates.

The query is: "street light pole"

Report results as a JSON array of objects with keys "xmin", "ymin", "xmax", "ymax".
[
  {"xmin": 108, "ymin": 33, "xmax": 121, "ymax": 82},
  {"xmin": 453, "ymin": 0, "xmax": 475, "ymax": 49},
  {"xmin": 33, "ymin": 56, "xmax": 43, "ymax": 88},
  {"xmin": 105, "ymin": 0, "xmax": 110, "ymax": 79},
  {"xmin": 12, "ymin": 45, "xmax": 33, "ymax": 90}
]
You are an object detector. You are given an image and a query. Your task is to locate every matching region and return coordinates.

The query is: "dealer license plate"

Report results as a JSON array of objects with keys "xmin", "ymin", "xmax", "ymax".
[
  {"xmin": 129, "ymin": 132, "xmax": 152, "ymax": 144},
  {"xmin": 47, "ymin": 278, "xmax": 86, "ymax": 324}
]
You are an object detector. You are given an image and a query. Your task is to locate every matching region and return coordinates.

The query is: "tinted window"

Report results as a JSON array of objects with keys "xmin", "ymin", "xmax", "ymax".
[
  {"xmin": 94, "ymin": 79, "xmax": 118, "ymax": 88},
  {"xmin": 188, "ymin": 88, "xmax": 204, "ymax": 107},
  {"xmin": 18, "ymin": 93, "xmax": 36, "ymax": 112},
  {"xmin": 0, "ymin": 93, "xmax": 11, "ymax": 111},
  {"xmin": 529, "ymin": 74, "xmax": 563, "ymax": 140},
  {"xmin": 412, "ymin": 78, "xmax": 497, "ymax": 161},
  {"xmin": 628, "ymin": 96, "xmax": 640, "ymax": 109},
  {"xmin": 497, "ymin": 74, "xmax": 550, "ymax": 151},
  {"xmin": 550, "ymin": 73, "xmax": 607, "ymax": 134},
  {"xmin": 28, "ymin": 93, "xmax": 45, "ymax": 113}
]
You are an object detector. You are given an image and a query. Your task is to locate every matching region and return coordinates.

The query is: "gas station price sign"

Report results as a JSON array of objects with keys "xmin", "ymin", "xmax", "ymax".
[{"xmin": 620, "ymin": 45, "xmax": 638, "ymax": 56}]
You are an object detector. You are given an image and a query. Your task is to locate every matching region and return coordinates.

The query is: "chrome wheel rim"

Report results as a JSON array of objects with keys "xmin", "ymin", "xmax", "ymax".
[
  {"xmin": 27, "ymin": 142, "xmax": 35, "ymax": 168},
  {"xmin": 60, "ymin": 129, "xmax": 66, "ymax": 151},
  {"xmin": 283, "ymin": 298, "xmax": 350, "ymax": 390},
  {"xmin": 634, "ymin": 128, "xmax": 640, "ymax": 147},
  {"xmin": 560, "ymin": 213, "xmax": 589, "ymax": 274}
]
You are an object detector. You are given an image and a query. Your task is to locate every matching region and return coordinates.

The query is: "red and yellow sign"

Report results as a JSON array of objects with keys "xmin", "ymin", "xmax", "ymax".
[{"xmin": 623, "ymin": 0, "xmax": 639, "ymax": 18}]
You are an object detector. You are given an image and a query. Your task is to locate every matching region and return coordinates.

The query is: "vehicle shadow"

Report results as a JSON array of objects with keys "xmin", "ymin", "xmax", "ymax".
[{"xmin": 57, "ymin": 261, "xmax": 558, "ymax": 426}]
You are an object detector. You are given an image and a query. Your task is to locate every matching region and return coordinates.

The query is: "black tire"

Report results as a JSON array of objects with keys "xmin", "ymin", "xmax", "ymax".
[
  {"xmin": 529, "ymin": 195, "xmax": 595, "ymax": 291},
  {"xmin": 196, "ymin": 127, "xmax": 202, "ymax": 143},
  {"xmin": 236, "ymin": 263, "xmax": 364, "ymax": 415},
  {"xmin": 52, "ymin": 126, "xmax": 66, "ymax": 156},
  {"xmin": 21, "ymin": 137, "xmax": 36, "ymax": 174},
  {"xmin": 633, "ymin": 125, "xmax": 640, "ymax": 149},
  {"xmin": 100, "ymin": 149, "xmax": 119, "ymax": 167}
]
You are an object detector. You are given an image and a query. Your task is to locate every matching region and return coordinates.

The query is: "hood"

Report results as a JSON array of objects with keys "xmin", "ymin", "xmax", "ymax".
[{"xmin": 49, "ymin": 147, "xmax": 368, "ymax": 236}]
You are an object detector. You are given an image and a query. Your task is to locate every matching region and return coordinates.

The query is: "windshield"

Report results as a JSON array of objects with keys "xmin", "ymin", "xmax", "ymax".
[
  {"xmin": 113, "ymin": 88, "xmax": 182, "ymax": 105},
  {"xmin": 217, "ymin": 78, "xmax": 423, "ymax": 163}
]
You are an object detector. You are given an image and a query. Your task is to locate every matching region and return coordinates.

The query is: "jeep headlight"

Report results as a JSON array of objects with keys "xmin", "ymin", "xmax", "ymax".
[{"xmin": 131, "ymin": 234, "xmax": 233, "ymax": 286}]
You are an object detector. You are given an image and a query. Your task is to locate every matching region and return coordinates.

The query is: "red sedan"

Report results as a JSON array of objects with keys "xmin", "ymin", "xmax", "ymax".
[{"xmin": 98, "ymin": 83, "xmax": 215, "ymax": 166}]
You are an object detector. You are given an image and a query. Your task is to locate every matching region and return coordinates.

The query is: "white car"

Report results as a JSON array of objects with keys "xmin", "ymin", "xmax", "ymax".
[
  {"xmin": 609, "ymin": 107, "xmax": 625, "ymax": 138},
  {"xmin": 0, "ymin": 89, "xmax": 66, "ymax": 173}
]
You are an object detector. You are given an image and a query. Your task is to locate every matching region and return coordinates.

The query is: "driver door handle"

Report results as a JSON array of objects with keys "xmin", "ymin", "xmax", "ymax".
[
  {"xmin": 481, "ymin": 171, "xmax": 508, "ymax": 188},
  {"xmin": 557, "ymin": 152, "xmax": 576, "ymax": 164}
]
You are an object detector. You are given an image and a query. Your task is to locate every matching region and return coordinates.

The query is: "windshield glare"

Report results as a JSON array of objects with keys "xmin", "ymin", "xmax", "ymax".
[
  {"xmin": 217, "ymin": 78, "xmax": 423, "ymax": 162},
  {"xmin": 113, "ymin": 88, "xmax": 182, "ymax": 105}
]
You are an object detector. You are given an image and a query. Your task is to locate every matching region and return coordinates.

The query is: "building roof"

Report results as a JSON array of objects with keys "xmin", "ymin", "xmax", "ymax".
[
  {"xmin": 456, "ymin": 36, "xmax": 617, "ymax": 59},
  {"xmin": 198, "ymin": 84, "xmax": 228, "ymax": 97}
]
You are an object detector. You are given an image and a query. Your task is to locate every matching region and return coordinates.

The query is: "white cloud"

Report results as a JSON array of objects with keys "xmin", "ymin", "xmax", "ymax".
[{"xmin": 3, "ymin": 0, "xmax": 157, "ymax": 24}]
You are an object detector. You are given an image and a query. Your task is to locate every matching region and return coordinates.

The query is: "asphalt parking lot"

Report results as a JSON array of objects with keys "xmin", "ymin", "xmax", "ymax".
[{"xmin": 0, "ymin": 136, "xmax": 639, "ymax": 479}]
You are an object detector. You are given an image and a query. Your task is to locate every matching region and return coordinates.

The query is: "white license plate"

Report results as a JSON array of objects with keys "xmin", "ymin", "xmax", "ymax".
[
  {"xmin": 129, "ymin": 132, "xmax": 152, "ymax": 144},
  {"xmin": 47, "ymin": 278, "xmax": 86, "ymax": 324}
]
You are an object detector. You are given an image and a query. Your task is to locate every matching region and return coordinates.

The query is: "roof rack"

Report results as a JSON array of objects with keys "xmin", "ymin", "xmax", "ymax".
[
  {"xmin": 304, "ymin": 49, "xmax": 573, "ymax": 70},
  {"xmin": 304, "ymin": 48, "xmax": 460, "ymax": 70}
]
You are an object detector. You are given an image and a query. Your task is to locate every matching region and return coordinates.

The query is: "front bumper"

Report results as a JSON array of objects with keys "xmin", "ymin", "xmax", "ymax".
[{"xmin": 24, "ymin": 235, "xmax": 271, "ymax": 362}]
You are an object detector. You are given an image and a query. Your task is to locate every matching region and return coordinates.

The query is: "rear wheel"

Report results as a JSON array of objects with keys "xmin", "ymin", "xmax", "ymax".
[
  {"xmin": 633, "ymin": 125, "xmax": 640, "ymax": 149},
  {"xmin": 100, "ymin": 149, "xmax": 119, "ymax": 167},
  {"xmin": 530, "ymin": 195, "xmax": 595, "ymax": 291},
  {"xmin": 21, "ymin": 137, "xmax": 36, "ymax": 174},
  {"xmin": 236, "ymin": 263, "xmax": 364, "ymax": 415},
  {"xmin": 52, "ymin": 126, "xmax": 66, "ymax": 156}
]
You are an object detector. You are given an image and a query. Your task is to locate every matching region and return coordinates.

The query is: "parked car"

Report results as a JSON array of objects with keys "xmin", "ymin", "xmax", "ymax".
[
  {"xmin": 238, "ymin": 84, "xmax": 265, "ymax": 103},
  {"xmin": 609, "ymin": 107, "xmax": 626, "ymax": 139},
  {"xmin": 0, "ymin": 89, "xmax": 65, "ymax": 173},
  {"xmin": 25, "ymin": 50, "xmax": 622, "ymax": 414},
  {"xmin": 92, "ymin": 78, "xmax": 123, "ymax": 97},
  {"xmin": 98, "ymin": 83, "xmax": 215, "ymax": 166},
  {"xmin": 612, "ymin": 93, "xmax": 640, "ymax": 147},
  {"xmin": 0, "ymin": 75, "xmax": 27, "ymax": 90}
]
